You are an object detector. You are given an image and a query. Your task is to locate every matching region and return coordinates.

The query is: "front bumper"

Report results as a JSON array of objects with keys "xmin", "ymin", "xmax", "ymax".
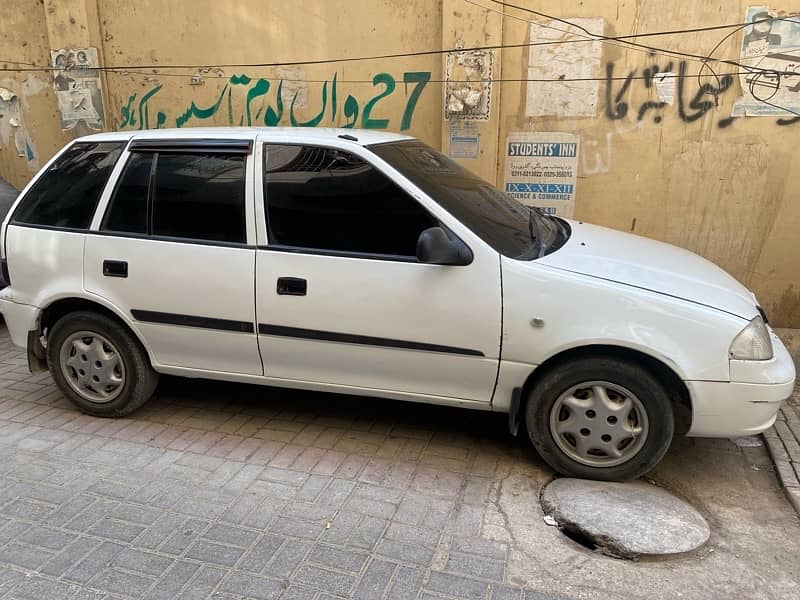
[{"xmin": 687, "ymin": 333, "xmax": 796, "ymax": 437}]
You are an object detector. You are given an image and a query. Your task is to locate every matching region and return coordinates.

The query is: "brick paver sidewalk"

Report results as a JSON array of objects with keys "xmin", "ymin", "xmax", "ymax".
[{"xmin": 0, "ymin": 325, "xmax": 557, "ymax": 600}]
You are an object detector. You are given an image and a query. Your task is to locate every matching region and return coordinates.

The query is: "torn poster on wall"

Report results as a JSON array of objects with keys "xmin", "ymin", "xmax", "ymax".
[
  {"xmin": 526, "ymin": 17, "xmax": 605, "ymax": 118},
  {"xmin": 0, "ymin": 87, "xmax": 36, "ymax": 166},
  {"xmin": 445, "ymin": 46, "xmax": 492, "ymax": 120},
  {"xmin": 50, "ymin": 47, "xmax": 105, "ymax": 129},
  {"xmin": 732, "ymin": 6, "xmax": 800, "ymax": 117},
  {"xmin": 504, "ymin": 132, "xmax": 580, "ymax": 218},
  {"xmin": 448, "ymin": 120, "xmax": 480, "ymax": 159}
]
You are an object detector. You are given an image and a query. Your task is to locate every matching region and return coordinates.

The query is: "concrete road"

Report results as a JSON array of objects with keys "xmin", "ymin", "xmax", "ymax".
[{"xmin": 0, "ymin": 324, "xmax": 797, "ymax": 600}]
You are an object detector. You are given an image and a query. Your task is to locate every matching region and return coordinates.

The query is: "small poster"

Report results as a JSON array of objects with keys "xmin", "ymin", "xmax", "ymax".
[
  {"xmin": 504, "ymin": 132, "xmax": 580, "ymax": 217},
  {"xmin": 448, "ymin": 120, "xmax": 480, "ymax": 159},
  {"xmin": 732, "ymin": 7, "xmax": 800, "ymax": 117},
  {"xmin": 50, "ymin": 47, "xmax": 105, "ymax": 130}
]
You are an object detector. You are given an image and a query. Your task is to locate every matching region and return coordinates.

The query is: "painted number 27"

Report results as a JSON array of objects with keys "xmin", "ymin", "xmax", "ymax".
[{"xmin": 361, "ymin": 72, "xmax": 431, "ymax": 131}]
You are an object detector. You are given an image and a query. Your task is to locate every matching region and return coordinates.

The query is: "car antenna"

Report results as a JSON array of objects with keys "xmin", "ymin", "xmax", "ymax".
[{"xmin": 338, "ymin": 134, "xmax": 359, "ymax": 142}]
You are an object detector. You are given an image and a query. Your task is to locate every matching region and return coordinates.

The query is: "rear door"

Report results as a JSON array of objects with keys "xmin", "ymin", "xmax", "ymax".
[{"xmin": 84, "ymin": 138, "xmax": 262, "ymax": 375}]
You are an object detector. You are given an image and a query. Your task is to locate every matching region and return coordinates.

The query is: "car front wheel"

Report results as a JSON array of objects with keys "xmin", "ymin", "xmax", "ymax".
[
  {"xmin": 47, "ymin": 311, "xmax": 158, "ymax": 417},
  {"xmin": 526, "ymin": 356, "xmax": 674, "ymax": 481}
]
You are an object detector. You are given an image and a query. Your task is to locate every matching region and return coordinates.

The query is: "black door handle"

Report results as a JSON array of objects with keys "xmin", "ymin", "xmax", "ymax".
[
  {"xmin": 277, "ymin": 277, "xmax": 307, "ymax": 296},
  {"xmin": 103, "ymin": 260, "xmax": 128, "ymax": 278}
]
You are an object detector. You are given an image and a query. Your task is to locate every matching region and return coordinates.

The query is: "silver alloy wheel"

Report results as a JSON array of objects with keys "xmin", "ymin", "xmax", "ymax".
[
  {"xmin": 548, "ymin": 381, "xmax": 649, "ymax": 467},
  {"xmin": 59, "ymin": 331, "xmax": 125, "ymax": 404}
]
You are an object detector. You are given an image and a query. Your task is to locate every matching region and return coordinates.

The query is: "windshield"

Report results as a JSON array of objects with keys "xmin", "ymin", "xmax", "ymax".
[{"xmin": 369, "ymin": 140, "xmax": 569, "ymax": 260}]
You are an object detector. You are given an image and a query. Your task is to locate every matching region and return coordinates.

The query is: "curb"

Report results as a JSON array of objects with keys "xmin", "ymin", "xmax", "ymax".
[{"xmin": 763, "ymin": 406, "xmax": 800, "ymax": 515}]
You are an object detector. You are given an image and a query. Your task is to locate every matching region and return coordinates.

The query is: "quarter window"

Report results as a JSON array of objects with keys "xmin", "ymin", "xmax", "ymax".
[
  {"xmin": 263, "ymin": 144, "xmax": 436, "ymax": 257},
  {"xmin": 102, "ymin": 152, "xmax": 152, "ymax": 234},
  {"xmin": 13, "ymin": 142, "xmax": 124, "ymax": 229}
]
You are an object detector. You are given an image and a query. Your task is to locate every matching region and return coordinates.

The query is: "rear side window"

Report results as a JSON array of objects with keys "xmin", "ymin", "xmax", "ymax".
[
  {"xmin": 153, "ymin": 153, "xmax": 246, "ymax": 244},
  {"xmin": 13, "ymin": 142, "xmax": 124, "ymax": 229},
  {"xmin": 101, "ymin": 151, "xmax": 246, "ymax": 244}
]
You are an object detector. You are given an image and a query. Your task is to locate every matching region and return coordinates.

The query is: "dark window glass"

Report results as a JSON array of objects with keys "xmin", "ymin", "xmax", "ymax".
[
  {"xmin": 13, "ymin": 142, "xmax": 123, "ymax": 229},
  {"xmin": 152, "ymin": 153, "xmax": 246, "ymax": 244},
  {"xmin": 101, "ymin": 152, "xmax": 152, "ymax": 234},
  {"xmin": 369, "ymin": 140, "xmax": 569, "ymax": 259},
  {"xmin": 264, "ymin": 145, "xmax": 436, "ymax": 257}
]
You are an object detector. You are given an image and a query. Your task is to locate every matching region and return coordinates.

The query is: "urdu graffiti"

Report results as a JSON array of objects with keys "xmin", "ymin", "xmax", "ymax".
[
  {"xmin": 117, "ymin": 71, "xmax": 432, "ymax": 131},
  {"xmin": 604, "ymin": 59, "xmax": 799, "ymax": 128}
]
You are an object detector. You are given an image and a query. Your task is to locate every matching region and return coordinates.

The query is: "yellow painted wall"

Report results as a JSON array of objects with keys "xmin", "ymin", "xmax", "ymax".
[{"xmin": 0, "ymin": 0, "xmax": 798, "ymax": 326}]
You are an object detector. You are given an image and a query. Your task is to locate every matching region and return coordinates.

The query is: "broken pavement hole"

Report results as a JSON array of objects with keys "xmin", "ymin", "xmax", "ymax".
[{"xmin": 559, "ymin": 524, "xmax": 600, "ymax": 552}]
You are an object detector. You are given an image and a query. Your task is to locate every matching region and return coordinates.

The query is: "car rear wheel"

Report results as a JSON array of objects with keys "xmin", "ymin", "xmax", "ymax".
[
  {"xmin": 526, "ymin": 356, "xmax": 674, "ymax": 481},
  {"xmin": 47, "ymin": 311, "xmax": 158, "ymax": 417}
]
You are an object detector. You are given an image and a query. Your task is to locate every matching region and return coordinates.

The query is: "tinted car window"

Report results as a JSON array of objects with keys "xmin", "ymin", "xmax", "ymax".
[
  {"xmin": 151, "ymin": 153, "xmax": 246, "ymax": 244},
  {"xmin": 264, "ymin": 144, "xmax": 435, "ymax": 257},
  {"xmin": 102, "ymin": 152, "xmax": 153, "ymax": 234},
  {"xmin": 369, "ymin": 140, "xmax": 568, "ymax": 259},
  {"xmin": 12, "ymin": 142, "xmax": 124, "ymax": 229}
]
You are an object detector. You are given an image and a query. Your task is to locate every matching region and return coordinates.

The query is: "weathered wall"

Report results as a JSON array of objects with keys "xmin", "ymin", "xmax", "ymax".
[{"xmin": 0, "ymin": 0, "xmax": 798, "ymax": 325}]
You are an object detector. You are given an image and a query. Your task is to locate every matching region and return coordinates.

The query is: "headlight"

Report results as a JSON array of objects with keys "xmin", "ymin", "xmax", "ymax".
[{"xmin": 729, "ymin": 316, "xmax": 773, "ymax": 361}]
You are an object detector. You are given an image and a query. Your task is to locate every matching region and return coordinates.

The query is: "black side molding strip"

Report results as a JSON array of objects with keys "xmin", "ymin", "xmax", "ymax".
[
  {"xmin": 132, "ymin": 310, "xmax": 255, "ymax": 333},
  {"xmin": 258, "ymin": 324, "xmax": 484, "ymax": 357}
]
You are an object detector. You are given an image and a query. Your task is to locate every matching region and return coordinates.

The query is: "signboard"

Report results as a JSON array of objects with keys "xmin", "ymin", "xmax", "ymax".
[{"xmin": 504, "ymin": 132, "xmax": 580, "ymax": 217}]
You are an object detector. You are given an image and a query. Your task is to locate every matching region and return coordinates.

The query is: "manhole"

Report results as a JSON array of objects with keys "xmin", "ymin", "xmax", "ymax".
[{"xmin": 541, "ymin": 478, "xmax": 710, "ymax": 559}]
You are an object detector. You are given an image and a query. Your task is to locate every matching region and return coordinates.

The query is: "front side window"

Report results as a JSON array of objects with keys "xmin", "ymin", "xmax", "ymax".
[
  {"xmin": 369, "ymin": 140, "xmax": 570, "ymax": 260},
  {"xmin": 13, "ymin": 142, "xmax": 124, "ymax": 229},
  {"xmin": 264, "ymin": 144, "xmax": 436, "ymax": 257},
  {"xmin": 101, "ymin": 151, "xmax": 246, "ymax": 244}
]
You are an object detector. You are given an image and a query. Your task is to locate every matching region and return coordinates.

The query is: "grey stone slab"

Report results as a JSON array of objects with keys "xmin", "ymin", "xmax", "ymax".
[
  {"xmin": 263, "ymin": 541, "xmax": 310, "ymax": 579},
  {"xmin": 18, "ymin": 524, "xmax": 78, "ymax": 551},
  {"xmin": 219, "ymin": 572, "xmax": 283, "ymax": 600},
  {"xmin": 386, "ymin": 565, "xmax": 425, "ymax": 600},
  {"xmin": 353, "ymin": 558, "xmax": 396, "ymax": 600},
  {"xmin": 65, "ymin": 541, "xmax": 125, "ymax": 584},
  {"xmin": 447, "ymin": 551, "xmax": 505, "ymax": 581},
  {"xmin": 143, "ymin": 561, "xmax": 200, "ymax": 600},
  {"xmin": 308, "ymin": 544, "xmax": 369, "ymax": 572},
  {"xmin": 347, "ymin": 515, "xmax": 388, "ymax": 550},
  {"xmin": 238, "ymin": 534, "xmax": 285, "ymax": 574},
  {"xmin": 451, "ymin": 536, "xmax": 508, "ymax": 561},
  {"xmin": 0, "ymin": 541, "xmax": 54, "ymax": 570},
  {"xmin": 293, "ymin": 564, "xmax": 356, "ymax": 596},
  {"xmin": 114, "ymin": 547, "xmax": 175, "ymax": 577},
  {"xmin": 426, "ymin": 570, "xmax": 491, "ymax": 600},
  {"xmin": 375, "ymin": 538, "xmax": 435, "ymax": 566},
  {"xmin": 490, "ymin": 585, "xmax": 525, "ymax": 600},
  {"xmin": 202, "ymin": 523, "xmax": 260, "ymax": 548},
  {"xmin": 185, "ymin": 540, "xmax": 245, "ymax": 567},
  {"xmin": 541, "ymin": 479, "xmax": 710, "ymax": 558},
  {"xmin": 91, "ymin": 567, "xmax": 155, "ymax": 598},
  {"xmin": 87, "ymin": 517, "xmax": 146, "ymax": 543}
]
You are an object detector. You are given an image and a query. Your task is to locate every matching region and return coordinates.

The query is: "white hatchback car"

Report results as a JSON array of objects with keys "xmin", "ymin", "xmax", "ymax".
[{"xmin": 0, "ymin": 128, "xmax": 794, "ymax": 480}]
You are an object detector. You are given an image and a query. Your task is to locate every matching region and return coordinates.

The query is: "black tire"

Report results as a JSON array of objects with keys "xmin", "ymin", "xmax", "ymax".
[
  {"xmin": 525, "ymin": 356, "xmax": 674, "ymax": 481},
  {"xmin": 47, "ymin": 311, "xmax": 158, "ymax": 417}
]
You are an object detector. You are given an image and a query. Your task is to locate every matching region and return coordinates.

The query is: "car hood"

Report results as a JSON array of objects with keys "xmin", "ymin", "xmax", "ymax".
[{"xmin": 536, "ymin": 220, "xmax": 758, "ymax": 319}]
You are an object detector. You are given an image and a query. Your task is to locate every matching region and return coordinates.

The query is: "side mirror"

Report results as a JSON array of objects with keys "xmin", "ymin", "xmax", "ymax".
[{"xmin": 416, "ymin": 227, "xmax": 473, "ymax": 266}]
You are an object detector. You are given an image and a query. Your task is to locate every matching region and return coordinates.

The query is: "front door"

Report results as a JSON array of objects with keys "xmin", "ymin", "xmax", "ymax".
[
  {"xmin": 254, "ymin": 142, "xmax": 501, "ymax": 402},
  {"xmin": 84, "ymin": 139, "xmax": 262, "ymax": 375}
]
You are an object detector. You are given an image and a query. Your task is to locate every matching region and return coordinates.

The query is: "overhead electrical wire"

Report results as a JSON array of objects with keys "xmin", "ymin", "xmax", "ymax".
[{"xmin": 0, "ymin": 6, "xmax": 796, "ymax": 75}]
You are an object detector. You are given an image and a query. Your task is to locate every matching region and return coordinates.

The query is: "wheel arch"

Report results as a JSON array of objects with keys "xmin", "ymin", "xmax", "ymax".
[
  {"xmin": 38, "ymin": 295, "xmax": 155, "ymax": 366},
  {"xmin": 518, "ymin": 344, "xmax": 692, "ymax": 434}
]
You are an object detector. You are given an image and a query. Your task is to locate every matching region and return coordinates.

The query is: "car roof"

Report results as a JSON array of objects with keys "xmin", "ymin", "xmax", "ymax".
[{"xmin": 76, "ymin": 127, "xmax": 415, "ymax": 147}]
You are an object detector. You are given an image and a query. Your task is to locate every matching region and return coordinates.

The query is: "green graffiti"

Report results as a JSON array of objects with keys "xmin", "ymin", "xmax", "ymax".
[
  {"xmin": 117, "ymin": 71, "xmax": 431, "ymax": 131},
  {"xmin": 175, "ymin": 85, "xmax": 229, "ymax": 128}
]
